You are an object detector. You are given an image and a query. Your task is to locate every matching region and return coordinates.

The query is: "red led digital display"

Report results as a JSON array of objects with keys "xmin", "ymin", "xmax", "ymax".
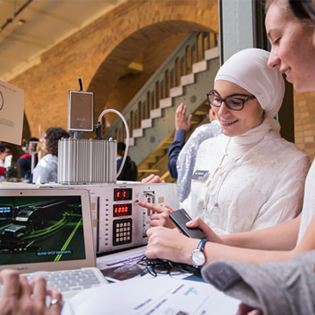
[
  {"xmin": 114, "ymin": 188, "xmax": 132, "ymax": 201},
  {"xmin": 113, "ymin": 204, "xmax": 132, "ymax": 217}
]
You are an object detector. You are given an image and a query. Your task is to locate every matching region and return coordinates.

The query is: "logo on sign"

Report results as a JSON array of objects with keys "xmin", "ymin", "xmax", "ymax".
[{"xmin": 0, "ymin": 91, "xmax": 3, "ymax": 111}]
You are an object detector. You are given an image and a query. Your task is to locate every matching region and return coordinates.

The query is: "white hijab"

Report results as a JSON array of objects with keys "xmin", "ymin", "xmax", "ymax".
[{"xmin": 214, "ymin": 48, "xmax": 285, "ymax": 146}]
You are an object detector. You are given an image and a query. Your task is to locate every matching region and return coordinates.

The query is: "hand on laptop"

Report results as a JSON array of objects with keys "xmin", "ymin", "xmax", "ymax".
[{"xmin": 0, "ymin": 269, "xmax": 63, "ymax": 315}]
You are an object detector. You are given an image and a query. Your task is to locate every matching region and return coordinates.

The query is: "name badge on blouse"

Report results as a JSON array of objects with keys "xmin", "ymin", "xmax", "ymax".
[{"xmin": 191, "ymin": 170, "xmax": 209, "ymax": 181}]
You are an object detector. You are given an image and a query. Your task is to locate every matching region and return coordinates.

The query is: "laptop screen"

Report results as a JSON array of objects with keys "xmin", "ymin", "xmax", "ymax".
[{"xmin": 0, "ymin": 191, "xmax": 90, "ymax": 271}]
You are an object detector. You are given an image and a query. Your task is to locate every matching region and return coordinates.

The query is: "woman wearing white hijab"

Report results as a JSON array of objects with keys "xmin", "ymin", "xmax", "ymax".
[{"xmin": 139, "ymin": 48, "xmax": 309, "ymax": 235}]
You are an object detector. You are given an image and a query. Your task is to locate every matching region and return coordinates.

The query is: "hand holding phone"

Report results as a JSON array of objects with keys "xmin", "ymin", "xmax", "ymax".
[{"xmin": 169, "ymin": 209, "xmax": 206, "ymax": 239}]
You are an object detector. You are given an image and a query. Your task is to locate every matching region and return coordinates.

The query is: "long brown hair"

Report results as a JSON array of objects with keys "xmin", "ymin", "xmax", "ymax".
[
  {"xmin": 265, "ymin": 0, "xmax": 314, "ymax": 27},
  {"xmin": 45, "ymin": 127, "xmax": 69, "ymax": 157}
]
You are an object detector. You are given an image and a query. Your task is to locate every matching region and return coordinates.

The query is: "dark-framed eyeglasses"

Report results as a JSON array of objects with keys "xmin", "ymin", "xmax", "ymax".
[{"xmin": 206, "ymin": 90, "xmax": 256, "ymax": 111}]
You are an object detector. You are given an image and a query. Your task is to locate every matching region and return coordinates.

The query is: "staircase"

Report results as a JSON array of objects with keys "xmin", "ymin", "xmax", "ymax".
[{"xmin": 104, "ymin": 32, "xmax": 220, "ymax": 181}]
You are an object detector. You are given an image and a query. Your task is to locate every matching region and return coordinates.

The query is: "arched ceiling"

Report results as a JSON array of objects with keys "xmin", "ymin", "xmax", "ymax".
[{"xmin": 0, "ymin": 0, "xmax": 126, "ymax": 81}]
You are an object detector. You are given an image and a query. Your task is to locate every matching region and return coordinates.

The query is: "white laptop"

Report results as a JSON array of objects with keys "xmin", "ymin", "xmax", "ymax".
[{"xmin": 0, "ymin": 188, "xmax": 108, "ymax": 298}]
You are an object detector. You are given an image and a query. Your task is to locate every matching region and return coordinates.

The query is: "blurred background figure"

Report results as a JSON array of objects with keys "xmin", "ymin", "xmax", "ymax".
[
  {"xmin": 0, "ymin": 143, "xmax": 11, "ymax": 167},
  {"xmin": 168, "ymin": 103, "xmax": 222, "ymax": 202},
  {"xmin": 32, "ymin": 127, "xmax": 69, "ymax": 184},
  {"xmin": 117, "ymin": 142, "xmax": 138, "ymax": 181},
  {"xmin": 0, "ymin": 143, "xmax": 11, "ymax": 178},
  {"xmin": 17, "ymin": 137, "xmax": 39, "ymax": 180}
]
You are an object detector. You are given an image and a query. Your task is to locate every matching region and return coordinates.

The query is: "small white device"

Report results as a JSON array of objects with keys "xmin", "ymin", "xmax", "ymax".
[{"xmin": 68, "ymin": 90, "xmax": 94, "ymax": 132}]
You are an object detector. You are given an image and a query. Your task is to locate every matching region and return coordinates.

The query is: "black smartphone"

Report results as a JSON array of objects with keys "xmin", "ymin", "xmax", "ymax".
[{"xmin": 169, "ymin": 209, "xmax": 206, "ymax": 239}]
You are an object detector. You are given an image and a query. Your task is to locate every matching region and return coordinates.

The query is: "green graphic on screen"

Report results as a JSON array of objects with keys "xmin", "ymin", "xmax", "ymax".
[{"xmin": 0, "ymin": 195, "xmax": 86, "ymax": 265}]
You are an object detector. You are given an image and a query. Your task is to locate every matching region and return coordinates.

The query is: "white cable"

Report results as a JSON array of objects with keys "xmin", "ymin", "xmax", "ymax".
[{"xmin": 97, "ymin": 109, "xmax": 129, "ymax": 179}]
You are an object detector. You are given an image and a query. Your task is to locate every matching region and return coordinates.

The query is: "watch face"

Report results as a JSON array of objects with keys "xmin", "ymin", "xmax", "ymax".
[{"xmin": 191, "ymin": 249, "xmax": 206, "ymax": 267}]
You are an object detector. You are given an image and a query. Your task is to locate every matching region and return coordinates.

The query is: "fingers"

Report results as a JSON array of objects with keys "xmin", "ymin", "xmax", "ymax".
[
  {"xmin": 163, "ymin": 204, "xmax": 174, "ymax": 212},
  {"xmin": 236, "ymin": 303, "xmax": 262, "ymax": 315},
  {"xmin": 150, "ymin": 210, "xmax": 173, "ymax": 220},
  {"xmin": 150, "ymin": 213, "xmax": 176, "ymax": 229},
  {"xmin": 141, "ymin": 174, "xmax": 155, "ymax": 183},
  {"xmin": 138, "ymin": 202, "xmax": 175, "ymax": 228},
  {"xmin": 175, "ymin": 103, "xmax": 191, "ymax": 131},
  {"xmin": 0, "ymin": 271, "xmax": 37, "ymax": 315},
  {"xmin": 186, "ymin": 217, "xmax": 222, "ymax": 243},
  {"xmin": 47, "ymin": 287, "xmax": 63, "ymax": 314},
  {"xmin": 138, "ymin": 201, "xmax": 173, "ymax": 214},
  {"xmin": 146, "ymin": 226, "xmax": 177, "ymax": 238},
  {"xmin": 150, "ymin": 213, "xmax": 162, "ymax": 222},
  {"xmin": 0, "ymin": 269, "xmax": 21, "ymax": 300},
  {"xmin": 146, "ymin": 226, "xmax": 156, "ymax": 238},
  {"xmin": 0, "ymin": 270, "xmax": 63, "ymax": 315},
  {"xmin": 144, "ymin": 246, "xmax": 157, "ymax": 260},
  {"xmin": 30, "ymin": 277, "xmax": 48, "ymax": 310},
  {"xmin": 186, "ymin": 217, "xmax": 205, "ymax": 228},
  {"xmin": 187, "ymin": 114, "xmax": 192, "ymax": 129},
  {"xmin": 31, "ymin": 279, "xmax": 63, "ymax": 314},
  {"xmin": 146, "ymin": 226, "xmax": 197, "ymax": 264},
  {"xmin": 175, "ymin": 103, "xmax": 184, "ymax": 114},
  {"xmin": 149, "ymin": 216, "xmax": 168, "ymax": 227},
  {"xmin": 139, "ymin": 200, "xmax": 172, "ymax": 214},
  {"xmin": 141, "ymin": 174, "xmax": 163, "ymax": 183},
  {"xmin": 19, "ymin": 275, "xmax": 32, "ymax": 298}
]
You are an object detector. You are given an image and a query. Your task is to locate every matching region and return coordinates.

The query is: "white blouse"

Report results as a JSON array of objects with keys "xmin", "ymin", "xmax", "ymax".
[
  {"xmin": 181, "ymin": 119, "xmax": 310, "ymax": 235},
  {"xmin": 297, "ymin": 160, "xmax": 315, "ymax": 244},
  {"xmin": 32, "ymin": 154, "xmax": 58, "ymax": 184}
]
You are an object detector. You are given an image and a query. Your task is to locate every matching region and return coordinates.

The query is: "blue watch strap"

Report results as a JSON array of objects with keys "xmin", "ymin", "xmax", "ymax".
[{"xmin": 197, "ymin": 238, "xmax": 207, "ymax": 250}]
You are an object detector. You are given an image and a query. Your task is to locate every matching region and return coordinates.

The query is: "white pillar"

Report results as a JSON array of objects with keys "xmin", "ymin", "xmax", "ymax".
[{"xmin": 219, "ymin": 0, "xmax": 255, "ymax": 63}]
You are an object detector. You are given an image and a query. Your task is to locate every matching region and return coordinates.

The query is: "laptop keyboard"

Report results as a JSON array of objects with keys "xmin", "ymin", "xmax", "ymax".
[
  {"xmin": 0, "ymin": 268, "xmax": 108, "ymax": 299},
  {"xmin": 26, "ymin": 268, "xmax": 104, "ymax": 292}
]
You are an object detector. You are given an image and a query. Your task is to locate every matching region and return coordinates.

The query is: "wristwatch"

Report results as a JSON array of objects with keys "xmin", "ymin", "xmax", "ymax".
[{"xmin": 190, "ymin": 238, "xmax": 207, "ymax": 268}]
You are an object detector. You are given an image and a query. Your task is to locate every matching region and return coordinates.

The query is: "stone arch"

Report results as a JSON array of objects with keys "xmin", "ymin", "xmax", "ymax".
[{"xmin": 87, "ymin": 0, "xmax": 218, "ymax": 123}]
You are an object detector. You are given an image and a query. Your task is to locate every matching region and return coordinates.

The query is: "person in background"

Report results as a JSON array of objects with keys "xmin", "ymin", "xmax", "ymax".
[
  {"xmin": 17, "ymin": 137, "xmax": 39, "ymax": 179},
  {"xmin": 0, "ymin": 143, "xmax": 11, "ymax": 178},
  {"xmin": 168, "ymin": 103, "xmax": 221, "ymax": 179},
  {"xmin": 176, "ymin": 105, "xmax": 221, "ymax": 202},
  {"xmin": 166, "ymin": 103, "xmax": 221, "ymax": 202},
  {"xmin": 32, "ymin": 127, "xmax": 69, "ymax": 184},
  {"xmin": 0, "ymin": 143, "xmax": 11, "ymax": 168},
  {"xmin": 116, "ymin": 142, "xmax": 138, "ymax": 181}
]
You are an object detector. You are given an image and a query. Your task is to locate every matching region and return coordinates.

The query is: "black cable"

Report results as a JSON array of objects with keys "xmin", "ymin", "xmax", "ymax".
[
  {"xmin": 0, "ymin": 0, "xmax": 33, "ymax": 32},
  {"xmin": 137, "ymin": 256, "xmax": 201, "ymax": 278},
  {"xmin": 78, "ymin": 77, "xmax": 83, "ymax": 91}
]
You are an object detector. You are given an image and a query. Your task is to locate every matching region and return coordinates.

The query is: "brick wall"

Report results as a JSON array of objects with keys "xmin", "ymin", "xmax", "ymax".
[
  {"xmin": 294, "ymin": 91, "xmax": 315, "ymax": 162},
  {"xmin": 9, "ymin": 0, "xmax": 218, "ymax": 145}
]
